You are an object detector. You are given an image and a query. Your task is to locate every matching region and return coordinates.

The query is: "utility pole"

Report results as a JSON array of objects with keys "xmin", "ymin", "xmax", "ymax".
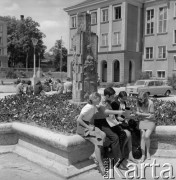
[
  {"xmin": 60, "ymin": 36, "xmax": 62, "ymax": 72},
  {"xmin": 60, "ymin": 36, "xmax": 63, "ymax": 81}
]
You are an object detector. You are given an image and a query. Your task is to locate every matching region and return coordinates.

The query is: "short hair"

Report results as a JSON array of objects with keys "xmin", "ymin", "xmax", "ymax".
[
  {"xmin": 21, "ymin": 80, "xmax": 25, "ymax": 84},
  {"xmin": 36, "ymin": 80, "xmax": 41, "ymax": 85},
  {"xmin": 104, "ymin": 87, "xmax": 115, "ymax": 97},
  {"xmin": 57, "ymin": 79, "xmax": 61, "ymax": 83},
  {"xmin": 88, "ymin": 92, "xmax": 101, "ymax": 104},
  {"xmin": 27, "ymin": 80, "xmax": 31, "ymax": 85},
  {"xmin": 114, "ymin": 91, "xmax": 127, "ymax": 102},
  {"xmin": 118, "ymin": 91, "xmax": 127, "ymax": 99},
  {"xmin": 66, "ymin": 77, "xmax": 71, "ymax": 81}
]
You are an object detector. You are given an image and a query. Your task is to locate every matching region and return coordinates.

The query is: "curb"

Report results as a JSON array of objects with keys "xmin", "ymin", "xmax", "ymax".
[{"xmin": 0, "ymin": 122, "xmax": 96, "ymax": 179}]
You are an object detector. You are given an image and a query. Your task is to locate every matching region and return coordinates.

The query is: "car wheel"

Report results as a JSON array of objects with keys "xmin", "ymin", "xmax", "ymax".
[{"xmin": 165, "ymin": 90, "xmax": 170, "ymax": 97}]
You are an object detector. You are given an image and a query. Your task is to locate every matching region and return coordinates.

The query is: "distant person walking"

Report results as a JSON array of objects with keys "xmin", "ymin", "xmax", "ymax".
[
  {"xmin": 63, "ymin": 77, "xmax": 72, "ymax": 94},
  {"xmin": 16, "ymin": 80, "xmax": 25, "ymax": 95}
]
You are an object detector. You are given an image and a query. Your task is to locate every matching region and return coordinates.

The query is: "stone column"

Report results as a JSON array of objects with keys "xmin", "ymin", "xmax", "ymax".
[{"xmin": 72, "ymin": 13, "xmax": 98, "ymax": 102}]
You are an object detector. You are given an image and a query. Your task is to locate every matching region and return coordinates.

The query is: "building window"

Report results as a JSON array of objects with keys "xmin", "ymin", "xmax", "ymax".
[
  {"xmin": 0, "ymin": 60, "xmax": 1, "ymax": 67},
  {"xmin": 146, "ymin": 9, "xmax": 154, "ymax": 34},
  {"xmin": 0, "ymin": 37, "xmax": 2, "ymax": 44},
  {"xmin": 101, "ymin": 8, "xmax": 108, "ymax": 22},
  {"xmin": 145, "ymin": 71, "xmax": 152, "ymax": 77},
  {"xmin": 158, "ymin": 46, "xmax": 166, "ymax": 59},
  {"xmin": 71, "ymin": 16, "xmax": 76, "ymax": 28},
  {"xmin": 158, "ymin": 7, "xmax": 167, "ymax": 33},
  {"xmin": 0, "ymin": 25, "xmax": 2, "ymax": 32},
  {"xmin": 146, "ymin": 47, "xmax": 153, "ymax": 59},
  {"xmin": 157, "ymin": 71, "xmax": 165, "ymax": 78},
  {"xmin": 91, "ymin": 12, "xmax": 97, "ymax": 24},
  {"xmin": 113, "ymin": 32, "xmax": 120, "ymax": 45},
  {"xmin": 114, "ymin": 6, "xmax": 121, "ymax": 20},
  {"xmin": 174, "ymin": 30, "xmax": 176, "ymax": 44},
  {"xmin": 174, "ymin": 3, "xmax": 176, "ymax": 17},
  {"xmin": 0, "ymin": 49, "xmax": 2, "ymax": 55},
  {"xmin": 101, "ymin": 33, "xmax": 108, "ymax": 46}
]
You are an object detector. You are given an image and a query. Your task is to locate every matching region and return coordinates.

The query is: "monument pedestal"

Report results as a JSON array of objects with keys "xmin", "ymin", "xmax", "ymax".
[{"xmin": 71, "ymin": 13, "xmax": 98, "ymax": 103}]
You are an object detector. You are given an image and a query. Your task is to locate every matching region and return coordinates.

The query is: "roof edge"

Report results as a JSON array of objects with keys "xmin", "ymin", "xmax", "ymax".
[{"xmin": 64, "ymin": 0, "xmax": 109, "ymax": 12}]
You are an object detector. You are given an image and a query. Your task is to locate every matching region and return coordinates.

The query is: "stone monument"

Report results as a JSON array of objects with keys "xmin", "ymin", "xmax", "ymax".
[{"xmin": 72, "ymin": 13, "xmax": 98, "ymax": 102}]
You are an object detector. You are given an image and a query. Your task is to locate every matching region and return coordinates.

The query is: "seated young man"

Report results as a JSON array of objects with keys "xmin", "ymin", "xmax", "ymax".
[
  {"xmin": 94, "ymin": 87, "xmax": 128, "ymax": 170},
  {"xmin": 111, "ymin": 91, "xmax": 138, "ymax": 163}
]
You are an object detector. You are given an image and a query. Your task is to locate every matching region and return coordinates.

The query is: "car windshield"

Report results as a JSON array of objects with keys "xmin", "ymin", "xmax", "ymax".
[{"xmin": 135, "ymin": 80, "xmax": 146, "ymax": 85}]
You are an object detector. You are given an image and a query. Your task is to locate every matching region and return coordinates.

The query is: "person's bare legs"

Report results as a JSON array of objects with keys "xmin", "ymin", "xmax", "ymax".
[
  {"xmin": 145, "ymin": 129, "xmax": 153, "ymax": 160},
  {"xmin": 140, "ymin": 130, "xmax": 146, "ymax": 163},
  {"xmin": 95, "ymin": 145, "xmax": 105, "ymax": 173},
  {"xmin": 124, "ymin": 130, "xmax": 138, "ymax": 163},
  {"xmin": 89, "ymin": 138, "xmax": 105, "ymax": 175},
  {"xmin": 89, "ymin": 130, "xmax": 106, "ymax": 175}
]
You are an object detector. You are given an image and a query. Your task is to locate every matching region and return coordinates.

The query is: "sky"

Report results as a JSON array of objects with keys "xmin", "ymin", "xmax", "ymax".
[{"xmin": 0, "ymin": 0, "xmax": 85, "ymax": 51}]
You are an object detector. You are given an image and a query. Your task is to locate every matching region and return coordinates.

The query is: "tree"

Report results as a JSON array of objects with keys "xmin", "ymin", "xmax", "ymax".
[
  {"xmin": 49, "ymin": 39, "xmax": 67, "ymax": 72},
  {"xmin": 2, "ymin": 16, "xmax": 46, "ymax": 68}
]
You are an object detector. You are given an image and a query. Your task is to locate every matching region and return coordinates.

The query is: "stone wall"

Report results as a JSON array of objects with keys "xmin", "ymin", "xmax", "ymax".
[
  {"xmin": 0, "ymin": 122, "xmax": 176, "ymax": 178},
  {"xmin": 0, "ymin": 122, "xmax": 95, "ymax": 179}
]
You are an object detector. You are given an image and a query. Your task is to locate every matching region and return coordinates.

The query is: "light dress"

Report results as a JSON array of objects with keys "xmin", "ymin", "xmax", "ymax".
[{"xmin": 138, "ymin": 100, "xmax": 156, "ymax": 130}]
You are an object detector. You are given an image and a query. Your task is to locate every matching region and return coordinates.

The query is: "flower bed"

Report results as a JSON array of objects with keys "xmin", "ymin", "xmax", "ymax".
[
  {"xmin": 0, "ymin": 93, "xmax": 83, "ymax": 135},
  {"xmin": 0, "ymin": 95, "xmax": 175, "ymax": 135},
  {"xmin": 127, "ymin": 97, "xmax": 176, "ymax": 126}
]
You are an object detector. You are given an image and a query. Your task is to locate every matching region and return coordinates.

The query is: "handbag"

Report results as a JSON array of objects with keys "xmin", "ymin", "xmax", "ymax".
[{"xmin": 132, "ymin": 146, "xmax": 142, "ymax": 159}]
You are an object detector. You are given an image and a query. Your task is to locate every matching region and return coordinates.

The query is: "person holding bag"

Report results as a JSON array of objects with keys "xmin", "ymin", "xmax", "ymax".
[{"xmin": 136, "ymin": 92, "xmax": 156, "ymax": 163}]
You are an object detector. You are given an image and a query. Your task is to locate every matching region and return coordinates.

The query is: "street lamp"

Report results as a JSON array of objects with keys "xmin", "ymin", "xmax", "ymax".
[
  {"xmin": 37, "ymin": 52, "xmax": 41, "ymax": 78},
  {"xmin": 31, "ymin": 38, "xmax": 38, "ymax": 77}
]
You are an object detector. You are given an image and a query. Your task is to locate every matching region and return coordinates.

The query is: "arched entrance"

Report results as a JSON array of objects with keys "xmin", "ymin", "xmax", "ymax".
[
  {"xmin": 114, "ymin": 60, "xmax": 120, "ymax": 82},
  {"xmin": 102, "ymin": 60, "xmax": 107, "ymax": 82}
]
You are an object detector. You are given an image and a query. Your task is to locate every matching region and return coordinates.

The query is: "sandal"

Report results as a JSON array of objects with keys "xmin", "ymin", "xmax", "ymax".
[
  {"xmin": 115, "ymin": 158, "xmax": 128, "ymax": 170},
  {"xmin": 97, "ymin": 165, "xmax": 105, "ymax": 176}
]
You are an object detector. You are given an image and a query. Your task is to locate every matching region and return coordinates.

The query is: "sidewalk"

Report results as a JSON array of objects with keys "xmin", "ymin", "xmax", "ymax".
[
  {"xmin": 0, "ymin": 153, "xmax": 60, "ymax": 180},
  {"xmin": 71, "ymin": 157, "xmax": 176, "ymax": 180},
  {"xmin": 1, "ymin": 153, "xmax": 175, "ymax": 180}
]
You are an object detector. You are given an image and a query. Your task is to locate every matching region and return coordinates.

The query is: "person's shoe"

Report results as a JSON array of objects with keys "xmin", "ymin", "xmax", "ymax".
[
  {"xmin": 118, "ymin": 163, "xmax": 129, "ymax": 170},
  {"xmin": 147, "ymin": 153, "xmax": 151, "ymax": 160},
  {"xmin": 97, "ymin": 165, "xmax": 105, "ymax": 176},
  {"xmin": 139, "ymin": 155, "xmax": 145, "ymax": 163},
  {"xmin": 128, "ymin": 157, "xmax": 138, "ymax": 164},
  {"xmin": 115, "ymin": 158, "xmax": 128, "ymax": 170}
]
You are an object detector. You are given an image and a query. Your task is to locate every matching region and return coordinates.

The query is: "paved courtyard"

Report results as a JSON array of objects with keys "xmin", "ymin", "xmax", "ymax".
[
  {"xmin": 0, "ymin": 153, "xmax": 60, "ymax": 180},
  {"xmin": 0, "ymin": 153, "xmax": 176, "ymax": 180}
]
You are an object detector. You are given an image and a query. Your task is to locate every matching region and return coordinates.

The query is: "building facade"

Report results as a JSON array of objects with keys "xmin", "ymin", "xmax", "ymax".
[
  {"xmin": 143, "ymin": 0, "xmax": 176, "ymax": 79},
  {"xmin": 64, "ymin": 0, "xmax": 143, "ymax": 83},
  {"xmin": 0, "ymin": 17, "xmax": 8, "ymax": 68}
]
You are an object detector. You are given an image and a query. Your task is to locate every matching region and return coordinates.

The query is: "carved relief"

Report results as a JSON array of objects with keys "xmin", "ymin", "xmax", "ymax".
[{"xmin": 83, "ymin": 45, "xmax": 95, "ymax": 80}]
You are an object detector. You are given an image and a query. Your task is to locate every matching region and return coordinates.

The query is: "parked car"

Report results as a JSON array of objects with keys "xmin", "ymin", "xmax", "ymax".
[{"xmin": 126, "ymin": 79, "xmax": 172, "ymax": 96}]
